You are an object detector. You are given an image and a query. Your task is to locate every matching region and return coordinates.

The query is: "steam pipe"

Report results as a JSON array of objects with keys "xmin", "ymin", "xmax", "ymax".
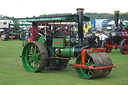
[
  {"xmin": 114, "ymin": 11, "xmax": 120, "ymax": 27},
  {"xmin": 76, "ymin": 8, "xmax": 84, "ymax": 46}
]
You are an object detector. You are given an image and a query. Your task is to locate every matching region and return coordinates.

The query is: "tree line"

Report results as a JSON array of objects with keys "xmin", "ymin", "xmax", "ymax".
[
  {"xmin": 39, "ymin": 12, "xmax": 128, "ymax": 20},
  {"xmin": 84, "ymin": 12, "xmax": 128, "ymax": 20},
  {"xmin": 0, "ymin": 12, "xmax": 128, "ymax": 20}
]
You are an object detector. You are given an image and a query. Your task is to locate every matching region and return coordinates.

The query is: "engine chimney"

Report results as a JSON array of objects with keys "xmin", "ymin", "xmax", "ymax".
[
  {"xmin": 114, "ymin": 11, "xmax": 120, "ymax": 27},
  {"xmin": 76, "ymin": 8, "xmax": 84, "ymax": 46}
]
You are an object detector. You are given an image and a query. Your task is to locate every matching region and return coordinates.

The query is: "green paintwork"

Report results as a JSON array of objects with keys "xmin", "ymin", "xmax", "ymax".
[
  {"xmin": 20, "ymin": 32, "xmax": 28, "ymax": 40},
  {"xmin": 55, "ymin": 47, "xmax": 74, "ymax": 57},
  {"xmin": 9, "ymin": 32, "xmax": 19, "ymax": 36},
  {"xmin": 15, "ymin": 17, "xmax": 66, "ymax": 22},
  {"xmin": 124, "ymin": 22, "xmax": 128, "ymax": 27},
  {"xmin": 75, "ymin": 55, "xmax": 95, "ymax": 79},
  {"xmin": 38, "ymin": 36, "xmax": 58, "ymax": 57},
  {"xmin": 56, "ymin": 59, "xmax": 59, "ymax": 64},
  {"xmin": 22, "ymin": 42, "xmax": 41, "ymax": 72},
  {"xmin": 38, "ymin": 36, "xmax": 45, "ymax": 44},
  {"xmin": 14, "ymin": 15, "xmax": 90, "ymax": 22},
  {"xmin": 52, "ymin": 38, "xmax": 65, "ymax": 49},
  {"xmin": 65, "ymin": 36, "xmax": 70, "ymax": 44}
]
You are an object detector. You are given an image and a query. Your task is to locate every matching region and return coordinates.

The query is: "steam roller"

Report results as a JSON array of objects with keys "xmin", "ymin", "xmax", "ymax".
[{"xmin": 17, "ymin": 8, "xmax": 115, "ymax": 79}]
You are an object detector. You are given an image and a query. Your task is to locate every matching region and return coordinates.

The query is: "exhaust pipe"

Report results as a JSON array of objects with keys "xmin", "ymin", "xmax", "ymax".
[
  {"xmin": 76, "ymin": 8, "xmax": 84, "ymax": 46},
  {"xmin": 114, "ymin": 11, "xmax": 120, "ymax": 27}
]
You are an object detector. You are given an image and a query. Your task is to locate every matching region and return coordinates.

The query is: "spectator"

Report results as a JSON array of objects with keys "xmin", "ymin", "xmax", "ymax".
[
  {"xmin": 25, "ymin": 33, "xmax": 29, "ymax": 44},
  {"xmin": 98, "ymin": 32, "xmax": 108, "ymax": 48}
]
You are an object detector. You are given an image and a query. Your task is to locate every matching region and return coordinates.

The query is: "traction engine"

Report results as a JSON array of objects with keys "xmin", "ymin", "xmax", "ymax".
[
  {"xmin": 20, "ymin": 8, "xmax": 115, "ymax": 79},
  {"xmin": 102, "ymin": 11, "xmax": 128, "ymax": 54}
]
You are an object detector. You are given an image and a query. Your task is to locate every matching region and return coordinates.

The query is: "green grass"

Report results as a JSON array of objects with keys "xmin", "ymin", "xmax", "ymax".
[
  {"xmin": 104, "ymin": 30, "xmax": 111, "ymax": 33},
  {"xmin": 0, "ymin": 40, "xmax": 128, "ymax": 85}
]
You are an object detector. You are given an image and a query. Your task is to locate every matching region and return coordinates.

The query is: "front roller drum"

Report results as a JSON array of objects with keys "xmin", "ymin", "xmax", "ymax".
[
  {"xmin": 22, "ymin": 41, "xmax": 48, "ymax": 72},
  {"xmin": 75, "ymin": 52, "xmax": 113, "ymax": 79}
]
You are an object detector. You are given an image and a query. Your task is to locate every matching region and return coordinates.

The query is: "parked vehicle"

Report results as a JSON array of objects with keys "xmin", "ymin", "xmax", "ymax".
[
  {"xmin": 0, "ymin": 20, "xmax": 14, "ymax": 31},
  {"xmin": 123, "ymin": 20, "xmax": 128, "ymax": 27},
  {"xmin": 102, "ymin": 19, "xmax": 111, "ymax": 30},
  {"xmin": 0, "ymin": 28, "xmax": 4, "ymax": 37},
  {"xmin": 91, "ymin": 19, "xmax": 105, "ymax": 30},
  {"xmin": 106, "ymin": 20, "xmax": 115, "ymax": 31}
]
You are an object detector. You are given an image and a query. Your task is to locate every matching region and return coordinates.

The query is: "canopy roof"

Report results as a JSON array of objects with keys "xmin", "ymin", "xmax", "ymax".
[
  {"xmin": 14, "ymin": 15, "xmax": 90, "ymax": 22},
  {"xmin": 10, "ymin": 24, "xmax": 31, "ymax": 26}
]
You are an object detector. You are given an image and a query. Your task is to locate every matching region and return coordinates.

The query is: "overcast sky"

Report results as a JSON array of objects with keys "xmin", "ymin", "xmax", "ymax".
[{"xmin": 0, "ymin": 0, "xmax": 127, "ymax": 18}]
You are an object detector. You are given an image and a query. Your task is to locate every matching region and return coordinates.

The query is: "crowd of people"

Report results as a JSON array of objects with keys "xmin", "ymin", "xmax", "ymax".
[{"xmin": 24, "ymin": 21, "xmax": 116, "ymax": 49}]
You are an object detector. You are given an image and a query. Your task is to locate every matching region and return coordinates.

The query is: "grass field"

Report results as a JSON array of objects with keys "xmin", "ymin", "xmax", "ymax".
[{"xmin": 0, "ymin": 40, "xmax": 128, "ymax": 85}]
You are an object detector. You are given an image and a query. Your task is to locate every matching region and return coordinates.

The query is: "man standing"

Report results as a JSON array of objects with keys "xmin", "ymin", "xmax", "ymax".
[{"xmin": 98, "ymin": 32, "xmax": 108, "ymax": 48}]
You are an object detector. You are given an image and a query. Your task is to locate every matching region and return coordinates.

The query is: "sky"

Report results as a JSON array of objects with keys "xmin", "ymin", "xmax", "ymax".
[{"xmin": 0, "ymin": 0, "xmax": 128, "ymax": 18}]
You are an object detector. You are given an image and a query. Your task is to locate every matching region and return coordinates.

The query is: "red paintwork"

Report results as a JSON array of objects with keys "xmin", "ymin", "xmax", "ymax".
[
  {"xmin": 122, "ymin": 40, "xmax": 128, "ymax": 54},
  {"xmin": 104, "ymin": 27, "xmax": 128, "ymax": 54},
  {"xmin": 107, "ymin": 43, "xmax": 120, "ymax": 49},
  {"xmin": 72, "ymin": 63, "xmax": 115, "ymax": 70},
  {"xmin": 0, "ymin": 33, "xmax": 3, "ymax": 36},
  {"xmin": 81, "ymin": 48, "xmax": 105, "ymax": 65},
  {"xmin": 72, "ymin": 48, "xmax": 115, "ymax": 70},
  {"xmin": 81, "ymin": 49, "xmax": 86, "ymax": 65},
  {"xmin": 9, "ymin": 36, "xmax": 15, "ymax": 39},
  {"xmin": 121, "ymin": 32, "xmax": 128, "ymax": 39},
  {"xmin": 104, "ymin": 39, "xmax": 113, "ymax": 53},
  {"xmin": 55, "ymin": 42, "xmax": 61, "ymax": 44}
]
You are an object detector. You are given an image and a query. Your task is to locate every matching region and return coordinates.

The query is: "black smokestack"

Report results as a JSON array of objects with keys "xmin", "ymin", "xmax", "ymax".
[
  {"xmin": 76, "ymin": 8, "xmax": 84, "ymax": 46},
  {"xmin": 114, "ymin": 11, "xmax": 120, "ymax": 27}
]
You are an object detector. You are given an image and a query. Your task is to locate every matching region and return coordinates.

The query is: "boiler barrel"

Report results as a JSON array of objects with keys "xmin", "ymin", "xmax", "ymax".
[{"xmin": 55, "ymin": 48, "xmax": 75, "ymax": 57}]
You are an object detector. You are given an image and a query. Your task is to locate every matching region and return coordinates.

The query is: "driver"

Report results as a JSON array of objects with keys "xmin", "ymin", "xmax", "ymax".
[
  {"xmin": 40, "ymin": 28, "xmax": 45, "ymax": 36},
  {"xmin": 29, "ymin": 21, "xmax": 43, "ymax": 41}
]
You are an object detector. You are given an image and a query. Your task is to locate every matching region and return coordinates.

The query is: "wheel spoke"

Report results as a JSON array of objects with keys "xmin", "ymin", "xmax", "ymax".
[
  {"xmin": 86, "ymin": 57, "xmax": 88, "ymax": 61},
  {"xmin": 32, "ymin": 61, "xmax": 37, "ymax": 68},
  {"xmin": 89, "ymin": 69, "xmax": 93, "ymax": 74},
  {"xmin": 90, "ymin": 64, "xmax": 95, "ymax": 66},
  {"xmin": 28, "ymin": 55, "xmax": 32, "ymax": 57},
  {"xmin": 38, "ymin": 60, "xmax": 40, "ymax": 63},
  {"xmin": 123, "ymin": 46, "xmax": 125, "ymax": 49},
  {"xmin": 88, "ymin": 70, "xmax": 90, "ymax": 75},
  {"xmin": 29, "ymin": 49, "xmax": 33, "ymax": 55},
  {"xmin": 28, "ymin": 58, "xmax": 33, "ymax": 62},
  {"xmin": 33, "ymin": 62, "xmax": 36, "ymax": 68},
  {"xmin": 37, "ymin": 52, "xmax": 40, "ymax": 56},
  {"xmin": 88, "ymin": 58, "xmax": 90, "ymax": 62},
  {"xmin": 34, "ymin": 46, "xmax": 37, "ymax": 53}
]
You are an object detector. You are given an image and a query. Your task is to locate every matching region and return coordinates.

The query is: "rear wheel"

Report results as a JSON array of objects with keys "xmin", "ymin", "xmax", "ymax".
[
  {"xmin": 75, "ymin": 52, "xmax": 112, "ymax": 79},
  {"xmin": 22, "ymin": 41, "xmax": 48, "ymax": 72},
  {"xmin": 20, "ymin": 32, "xmax": 28, "ymax": 40},
  {"xmin": 120, "ymin": 39, "xmax": 128, "ymax": 54},
  {"xmin": 1, "ymin": 34, "xmax": 9, "ymax": 41},
  {"xmin": 102, "ymin": 39, "xmax": 113, "ymax": 53}
]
